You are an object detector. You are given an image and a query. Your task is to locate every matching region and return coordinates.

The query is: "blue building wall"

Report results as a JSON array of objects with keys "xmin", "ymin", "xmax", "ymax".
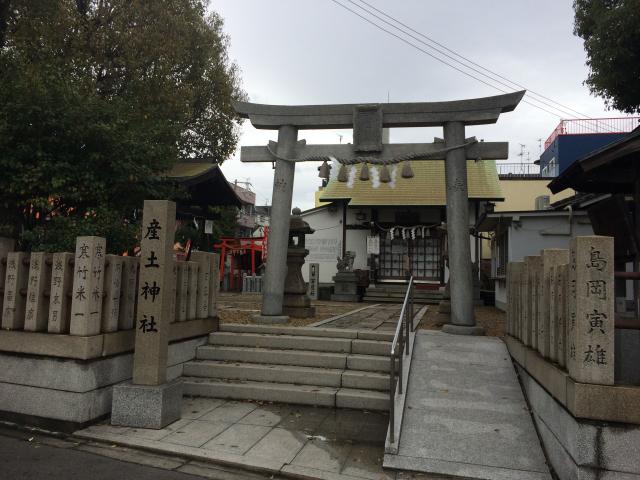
[{"xmin": 540, "ymin": 133, "xmax": 626, "ymax": 176}]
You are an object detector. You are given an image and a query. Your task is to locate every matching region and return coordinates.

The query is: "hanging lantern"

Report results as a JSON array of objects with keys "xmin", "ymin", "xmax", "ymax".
[
  {"xmin": 318, "ymin": 160, "xmax": 331, "ymax": 179},
  {"xmin": 401, "ymin": 160, "xmax": 414, "ymax": 178},
  {"xmin": 337, "ymin": 163, "xmax": 348, "ymax": 182},
  {"xmin": 379, "ymin": 163, "xmax": 391, "ymax": 183},
  {"xmin": 359, "ymin": 162, "xmax": 370, "ymax": 181}
]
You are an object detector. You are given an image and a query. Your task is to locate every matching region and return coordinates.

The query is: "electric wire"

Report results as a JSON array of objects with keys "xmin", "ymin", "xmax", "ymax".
[{"xmin": 329, "ymin": 0, "xmax": 617, "ymax": 136}]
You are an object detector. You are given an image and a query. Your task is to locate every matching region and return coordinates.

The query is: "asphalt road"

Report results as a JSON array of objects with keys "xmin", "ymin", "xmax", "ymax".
[{"xmin": 0, "ymin": 432, "xmax": 205, "ymax": 480}]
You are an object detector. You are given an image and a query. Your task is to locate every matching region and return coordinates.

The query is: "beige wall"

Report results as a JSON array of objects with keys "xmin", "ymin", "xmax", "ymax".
[{"xmin": 494, "ymin": 179, "xmax": 575, "ymax": 212}]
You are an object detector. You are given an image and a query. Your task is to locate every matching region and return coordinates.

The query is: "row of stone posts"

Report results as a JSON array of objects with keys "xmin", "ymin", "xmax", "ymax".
[
  {"xmin": 0, "ymin": 238, "xmax": 219, "ymax": 337},
  {"xmin": 506, "ymin": 236, "xmax": 614, "ymax": 385}
]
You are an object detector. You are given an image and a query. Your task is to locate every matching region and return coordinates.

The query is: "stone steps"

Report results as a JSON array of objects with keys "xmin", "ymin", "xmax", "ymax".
[
  {"xmin": 182, "ymin": 377, "xmax": 390, "ymax": 411},
  {"xmin": 183, "ymin": 359, "xmax": 390, "ymax": 391},
  {"xmin": 195, "ymin": 345, "xmax": 393, "ymax": 372},
  {"xmin": 184, "ymin": 323, "xmax": 396, "ymax": 411},
  {"xmin": 363, "ymin": 295, "xmax": 440, "ymax": 304}
]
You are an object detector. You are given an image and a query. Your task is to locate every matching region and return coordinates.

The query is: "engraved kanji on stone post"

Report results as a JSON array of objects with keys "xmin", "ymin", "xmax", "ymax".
[
  {"xmin": 539, "ymin": 249, "xmax": 569, "ymax": 359},
  {"xmin": 566, "ymin": 236, "xmax": 614, "ymax": 385},
  {"xmin": 2, "ymin": 251, "xmax": 28, "ymax": 329},
  {"xmin": 24, "ymin": 252, "xmax": 52, "ymax": 331},
  {"xmin": 70, "ymin": 236, "xmax": 106, "ymax": 336},
  {"xmin": 48, "ymin": 252, "xmax": 74, "ymax": 333},
  {"xmin": 133, "ymin": 201, "xmax": 176, "ymax": 385},
  {"xmin": 112, "ymin": 200, "xmax": 182, "ymax": 430}
]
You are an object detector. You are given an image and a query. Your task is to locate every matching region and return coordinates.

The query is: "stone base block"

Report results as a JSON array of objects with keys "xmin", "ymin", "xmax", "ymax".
[
  {"xmin": 442, "ymin": 324, "xmax": 485, "ymax": 336},
  {"xmin": 331, "ymin": 293, "xmax": 360, "ymax": 302},
  {"xmin": 282, "ymin": 306, "xmax": 316, "ymax": 318},
  {"xmin": 111, "ymin": 379, "xmax": 182, "ymax": 429},
  {"xmin": 250, "ymin": 314, "xmax": 290, "ymax": 324}
]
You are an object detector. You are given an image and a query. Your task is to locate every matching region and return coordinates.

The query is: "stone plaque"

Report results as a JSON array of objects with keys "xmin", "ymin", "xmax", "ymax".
[
  {"xmin": 132, "ymin": 200, "xmax": 176, "ymax": 386},
  {"xmin": 539, "ymin": 249, "xmax": 569, "ymax": 359},
  {"xmin": 308, "ymin": 263, "xmax": 320, "ymax": 301},
  {"xmin": 2, "ymin": 252, "xmax": 29, "ymax": 329},
  {"xmin": 101, "ymin": 255, "xmax": 124, "ymax": 332},
  {"xmin": 175, "ymin": 262, "xmax": 188, "ymax": 322},
  {"xmin": 353, "ymin": 105, "xmax": 383, "ymax": 152},
  {"xmin": 118, "ymin": 257, "xmax": 139, "ymax": 330},
  {"xmin": 169, "ymin": 260, "xmax": 177, "ymax": 323},
  {"xmin": 190, "ymin": 252, "xmax": 211, "ymax": 319},
  {"xmin": 208, "ymin": 253, "xmax": 220, "ymax": 317},
  {"xmin": 70, "ymin": 236, "xmax": 106, "ymax": 336},
  {"xmin": 186, "ymin": 261, "xmax": 199, "ymax": 320},
  {"xmin": 566, "ymin": 236, "xmax": 614, "ymax": 385},
  {"xmin": 527, "ymin": 256, "xmax": 542, "ymax": 351},
  {"xmin": 556, "ymin": 264, "xmax": 568, "ymax": 368},
  {"xmin": 0, "ymin": 238, "xmax": 15, "ymax": 316},
  {"xmin": 24, "ymin": 252, "xmax": 52, "ymax": 331},
  {"xmin": 48, "ymin": 252, "xmax": 74, "ymax": 333}
]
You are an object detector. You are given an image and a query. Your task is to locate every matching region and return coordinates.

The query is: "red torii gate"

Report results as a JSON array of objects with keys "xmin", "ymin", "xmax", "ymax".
[{"xmin": 214, "ymin": 234, "xmax": 267, "ymax": 290}]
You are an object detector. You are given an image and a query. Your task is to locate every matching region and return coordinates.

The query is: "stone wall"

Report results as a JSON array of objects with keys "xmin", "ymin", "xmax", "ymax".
[{"xmin": 0, "ymin": 235, "xmax": 220, "ymax": 428}]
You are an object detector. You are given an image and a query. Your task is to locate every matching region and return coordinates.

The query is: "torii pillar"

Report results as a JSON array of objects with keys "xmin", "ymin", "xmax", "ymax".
[{"xmin": 234, "ymin": 91, "xmax": 524, "ymax": 332}]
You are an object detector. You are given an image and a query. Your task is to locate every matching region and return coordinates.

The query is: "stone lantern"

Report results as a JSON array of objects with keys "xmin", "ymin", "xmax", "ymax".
[{"xmin": 283, "ymin": 208, "xmax": 316, "ymax": 318}]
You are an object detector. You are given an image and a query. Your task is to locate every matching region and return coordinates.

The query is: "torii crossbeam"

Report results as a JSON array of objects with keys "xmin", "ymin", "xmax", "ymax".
[{"xmin": 234, "ymin": 91, "xmax": 525, "ymax": 333}]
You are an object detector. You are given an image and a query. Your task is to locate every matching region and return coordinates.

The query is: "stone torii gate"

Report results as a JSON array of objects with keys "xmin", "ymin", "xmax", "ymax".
[{"xmin": 234, "ymin": 91, "xmax": 524, "ymax": 334}]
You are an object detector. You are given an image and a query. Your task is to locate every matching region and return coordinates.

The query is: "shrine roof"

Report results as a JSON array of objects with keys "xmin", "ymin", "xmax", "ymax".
[
  {"xmin": 319, "ymin": 160, "xmax": 503, "ymax": 206},
  {"xmin": 165, "ymin": 162, "xmax": 242, "ymax": 207}
]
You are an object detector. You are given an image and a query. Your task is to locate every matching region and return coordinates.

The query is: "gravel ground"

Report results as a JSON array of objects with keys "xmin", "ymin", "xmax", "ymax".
[
  {"xmin": 417, "ymin": 305, "xmax": 506, "ymax": 338},
  {"xmin": 217, "ymin": 292, "xmax": 365, "ymax": 326}
]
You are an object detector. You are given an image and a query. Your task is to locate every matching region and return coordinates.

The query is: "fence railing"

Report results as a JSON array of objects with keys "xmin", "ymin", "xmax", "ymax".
[
  {"xmin": 544, "ymin": 117, "xmax": 640, "ymax": 150},
  {"xmin": 389, "ymin": 276, "xmax": 414, "ymax": 444},
  {"xmin": 496, "ymin": 163, "xmax": 541, "ymax": 177}
]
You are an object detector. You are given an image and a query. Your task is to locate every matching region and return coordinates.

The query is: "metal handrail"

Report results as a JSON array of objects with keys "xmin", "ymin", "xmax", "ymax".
[{"xmin": 389, "ymin": 276, "xmax": 414, "ymax": 444}]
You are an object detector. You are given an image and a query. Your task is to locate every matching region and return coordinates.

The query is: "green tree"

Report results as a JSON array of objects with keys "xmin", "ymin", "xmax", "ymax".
[
  {"xmin": 573, "ymin": 0, "xmax": 640, "ymax": 113},
  {"xmin": 0, "ymin": 0, "xmax": 245, "ymax": 252}
]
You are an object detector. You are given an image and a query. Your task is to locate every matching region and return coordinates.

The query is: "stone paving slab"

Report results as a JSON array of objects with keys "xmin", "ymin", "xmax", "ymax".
[
  {"xmin": 76, "ymin": 397, "xmax": 393, "ymax": 480},
  {"xmin": 384, "ymin": 330, "xmax": 552, "ymax": 480}
]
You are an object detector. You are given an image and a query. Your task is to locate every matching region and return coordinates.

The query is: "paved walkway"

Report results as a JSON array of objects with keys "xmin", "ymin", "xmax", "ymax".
[
  {"xmin": 384, "ymin": 330, "xmax": 551, "ymax": 480},
  {"xmin": 77, "ymin": 399, "xmax": 395, "ymax": 480},
  {"xmin": 315, "ymin": 304, "xmax": 404, "ymax": 331}
]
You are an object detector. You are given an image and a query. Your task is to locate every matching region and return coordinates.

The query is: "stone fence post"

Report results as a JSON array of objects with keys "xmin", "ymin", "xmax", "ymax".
[{"xmin": 567, "ymin": 236, "xmax": 614, "ymax": 385}]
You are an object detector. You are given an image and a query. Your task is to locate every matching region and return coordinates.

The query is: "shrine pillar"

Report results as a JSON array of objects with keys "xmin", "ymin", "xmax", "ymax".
[
  {"xmin": 254, "ymin": 125, "xmax": 297, "ymax": 322},
  {"xmin": 441, "ymin": 121, "xmax": 483, "ymax": 335}
]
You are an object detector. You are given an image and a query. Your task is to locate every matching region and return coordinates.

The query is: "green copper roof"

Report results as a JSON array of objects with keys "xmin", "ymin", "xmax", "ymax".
[{"xmin": 319, "ymin": 160, "xmax": 503, "ymax": 206}]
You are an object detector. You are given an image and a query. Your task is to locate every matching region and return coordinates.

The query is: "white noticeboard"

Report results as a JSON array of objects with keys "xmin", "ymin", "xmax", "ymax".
[
  {"xmin": 367, "ymin": 235, "xmax": 380, "ymax": 255},
  {"xmin": 204, "ymin": 220, "xmax": 214, "ymax": 234}
]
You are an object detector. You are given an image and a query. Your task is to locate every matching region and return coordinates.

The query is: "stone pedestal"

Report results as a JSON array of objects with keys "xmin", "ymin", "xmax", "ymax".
[
  {"xmin": 283, "ymin": 247, "xmax": 315, "ymax": 318},
  {"xmin": 331, "ymin": 271, "xmax": 360, "ymax": 302},
  {"xmin": 111, "ymin": 379, "xmax": 183, "ymax": 429}
]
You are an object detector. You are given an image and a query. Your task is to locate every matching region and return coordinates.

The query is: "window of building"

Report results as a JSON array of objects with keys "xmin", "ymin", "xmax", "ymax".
[{"xmin": 493, "ymin": 231, "xmax": 508, "ymax": 278}]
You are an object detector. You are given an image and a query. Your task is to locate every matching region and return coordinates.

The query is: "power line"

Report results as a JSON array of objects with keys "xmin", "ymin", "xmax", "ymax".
[
  {"xmin": 351, "ymin": 0, "xmax": 597, "ymax": 121},
  {"xmin": 329, "ymin": 0, "xmax": 616, "ymax": 136},
  {"xmin": 328, "ymin": 0, "xmax": 567, "ymax": 120}
]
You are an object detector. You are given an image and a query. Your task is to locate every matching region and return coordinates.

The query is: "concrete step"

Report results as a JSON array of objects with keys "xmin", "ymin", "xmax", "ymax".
[
  {"xmin": 219, "ymin": 323, "xmax": 360, "ymax": 339},
  {"xmin": 352, "ymin": 339, "xmax": 392, "ymax": 356},
  {"xmin": 363, "ymin": 296, "xmax": 440, "ymax": 304},
  {"xmin": 196, "ymin": 345, "xmax": 348, "ymax": 369},
  {"xmin": 184, "ymin": 360, "xmax": 343, "ymax": 387},
  {"xmin": 183, "ymin": 360, "xmax": 391, "ymax": 391},
  {"xmin": 208, "ymin": 332, "xmax": 353, "ymax": 353},
  {"xmin": 182, "ymin": 377, "xmax": 389, "ymax": 411},
  {"xmin": 196, "ymin": 345, "xmax": 394, "ymax": 373}
]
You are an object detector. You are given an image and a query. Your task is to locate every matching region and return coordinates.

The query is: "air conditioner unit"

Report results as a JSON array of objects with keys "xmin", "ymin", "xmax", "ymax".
[{"xmin": 535, "ymin": 195, "xmax": 550, "ymax": 210}]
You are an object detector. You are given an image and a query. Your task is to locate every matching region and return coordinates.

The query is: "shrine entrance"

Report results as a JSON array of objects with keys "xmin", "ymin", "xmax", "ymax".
[
  {"xmin": 377, "ymin": 236, "xmax": 443, "ymax": 282},
  {"xmin": 234, "ymin": 91, "xmax": 524, "ymax": 334}
]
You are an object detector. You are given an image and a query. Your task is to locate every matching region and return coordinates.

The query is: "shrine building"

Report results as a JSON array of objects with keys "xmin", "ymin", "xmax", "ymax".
[{"xmin": 301, "ymin": 157, "xmax": 503, "ymax": 294}]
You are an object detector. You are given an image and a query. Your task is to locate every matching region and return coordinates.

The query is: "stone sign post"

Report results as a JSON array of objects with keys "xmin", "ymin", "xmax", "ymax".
[
  {"xmin": 111, "ymin": 200, "xmax": 182, "ymax": 429},
  {"xmin": 48, "ymin": 252, "xmax": 74, "ymax": 334},
  {"xmin": 69, "ymin": 236, "xmax": 106, "ymax": 336},
  {"xmin": 539, "ymin": 249, "xmax": 569, "ymax": 359},
  {"xmin": 309, "ymin": 263, "xmax": 320, "ymax": 301},
  {"xmin": 567, "ymin": 236, "xmax": 614, "ymax": 385}
]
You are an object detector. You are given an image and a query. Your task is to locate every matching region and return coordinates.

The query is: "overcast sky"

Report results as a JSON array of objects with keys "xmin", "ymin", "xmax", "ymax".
[{"xmin": 213, "ymin": 0, "xmax": 627, "ymax": 211}]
